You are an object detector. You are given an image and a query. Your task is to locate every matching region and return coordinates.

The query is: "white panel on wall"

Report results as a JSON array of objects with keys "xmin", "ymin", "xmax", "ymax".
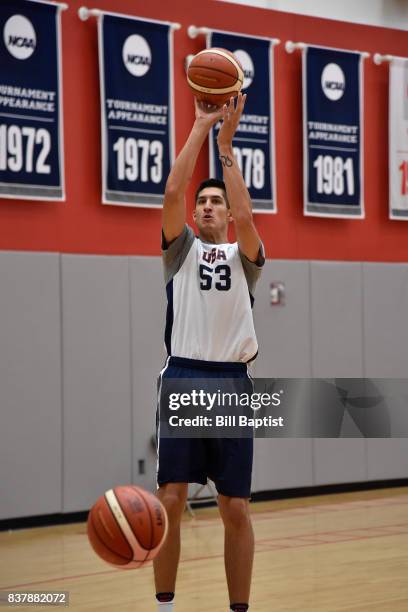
[
  {"xmin": 310, "ymin": 263, "xmax": 366, "ymax": 484},
  {"xmin": 0, "ymin": 252, "xmax": 61, "ymax": 519},
  {"xmin": 62, "ymin": 255, "xmax": 132, "ymax": 512},
  {"xmin": 313, "ymin": 439, "xmax": 367, "ymax": 485},
  {"xmin": 252, "ymin": 261, "xmax": 313, "ymax": 493},
  {"xmin": 363, "ymin": 265, "xmax": 408, "ymax": 483},
  {"xmin": 363, "ymin": 263, "xmax": 408, "ymax": 377},
  {"xmin": 311, "ymin": 262, "xmax": 364, "ymax": 378},
  {"xmin": 254, "ymin": 260, "xmax": 311, "ymax": 378},
  {"xmin": 218, "ymin": 0, "xmax": 408, "ymax": 30},
  {"xmin": 252, "ymin": 439, "xmax": 314, "ymax": 493},
  {"xmin": 130, "ymin": 256, "xmax": 167, "ymax": 493},
  {"xmin": 367, "ymin": 440, "xmax": 408, "ymax": 480}
]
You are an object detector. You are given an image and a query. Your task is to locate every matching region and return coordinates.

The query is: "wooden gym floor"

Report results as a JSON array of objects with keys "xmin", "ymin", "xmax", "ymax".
[{"xmin": 1, "ymin": 487, "xmax": 407, "ymax": 611}]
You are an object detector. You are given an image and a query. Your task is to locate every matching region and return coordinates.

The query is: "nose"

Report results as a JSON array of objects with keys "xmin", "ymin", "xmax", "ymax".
[{"xmin": 203, "ymin": 199, "xmax": 213, "ymax": 211}]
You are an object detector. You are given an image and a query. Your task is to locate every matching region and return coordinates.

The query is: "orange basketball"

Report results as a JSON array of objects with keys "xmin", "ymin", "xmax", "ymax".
[
  {"xmin": 187, "ymin": 47, "xmax": 244, "ymax": 106},
  {"xmin": 87, "ymin": 485, "xmax": 168, "ymax": 569}
]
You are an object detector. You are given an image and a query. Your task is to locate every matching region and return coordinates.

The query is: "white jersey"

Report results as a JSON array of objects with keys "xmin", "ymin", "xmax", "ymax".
[{"xmin": 162, "ymin": 225, "xmax": 264, "ymax": 363}]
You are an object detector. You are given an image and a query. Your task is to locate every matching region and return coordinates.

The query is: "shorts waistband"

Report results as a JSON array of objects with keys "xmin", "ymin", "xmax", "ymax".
[{"xmin": 168, "ymin": 356, "xmax": 247, "ymax": 372}]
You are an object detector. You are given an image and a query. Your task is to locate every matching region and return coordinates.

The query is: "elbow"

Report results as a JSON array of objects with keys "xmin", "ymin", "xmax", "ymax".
[
  {"xmin": 165, "ymin": 174, "xmax": 192, "ymax": 200},
  {"xmin": 165, "ymin": 180, "xmax": 179, "ymax": 199}
]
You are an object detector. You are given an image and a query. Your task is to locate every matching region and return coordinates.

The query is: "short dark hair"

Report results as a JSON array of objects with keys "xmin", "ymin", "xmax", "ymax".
[{"xmin": 195, "ymin": 178, "xmax": 227, "ymax": 205}]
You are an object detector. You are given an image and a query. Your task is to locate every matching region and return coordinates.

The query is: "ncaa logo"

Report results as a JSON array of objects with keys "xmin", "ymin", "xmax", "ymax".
[
  {"xmin": 122, "ymin": 35, "xmax": 151, "ymax": 77},
  {"xmin": 3, "ymin": 15, "xmax": 36, "ymax": 60},
  {"xmin": 234, "ymin": 49, "xmax": 254, "ymax": 89},
  {"xmin": 321, "ymin": 63, "xmax": 345, "ymax": 101}
]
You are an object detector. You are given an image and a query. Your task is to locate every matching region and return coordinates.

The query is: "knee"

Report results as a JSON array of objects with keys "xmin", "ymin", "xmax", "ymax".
[
  {"xmin": 158, "ymin": 486, "xmax": 187, "ymax": 524},
  {"xmin": 219, "ymin": 496, "xmax": 251, "ymax": 530}
]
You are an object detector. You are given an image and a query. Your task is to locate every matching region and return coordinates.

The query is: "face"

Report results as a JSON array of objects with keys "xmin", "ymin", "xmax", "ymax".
[{"xmin": 193, "ymin": 187, "xmax": 231, "ymax": 237}]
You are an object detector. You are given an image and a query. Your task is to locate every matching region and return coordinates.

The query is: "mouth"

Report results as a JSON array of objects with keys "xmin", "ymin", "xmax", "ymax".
[{"xmin": 203, "ymin": 215, "xmax": 213, "ymax": 220}]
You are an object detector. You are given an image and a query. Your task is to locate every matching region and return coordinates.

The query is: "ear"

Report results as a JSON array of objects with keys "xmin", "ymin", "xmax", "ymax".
[
  {"xmin": 227, "ymin": 210, "xmax": 233, "ymax": 223},
  {"xmin": 192, "ymin": 208, "xmax": 197, "ymax": 222}
]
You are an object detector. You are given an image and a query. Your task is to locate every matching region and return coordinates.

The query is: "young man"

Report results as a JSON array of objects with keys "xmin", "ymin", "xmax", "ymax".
[{"xmin": 154, "ymin": 93, "xmax": 264, "ymax": 612}]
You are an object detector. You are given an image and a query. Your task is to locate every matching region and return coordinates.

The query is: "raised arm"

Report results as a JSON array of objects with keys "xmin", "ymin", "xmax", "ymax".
[
  {"xmin": 162, "ymin": 100, "xmax": 223, "ymax": 244},
  {"xmin": 217, "ymin": 93, "xmax": 262, "ymax": 263}
]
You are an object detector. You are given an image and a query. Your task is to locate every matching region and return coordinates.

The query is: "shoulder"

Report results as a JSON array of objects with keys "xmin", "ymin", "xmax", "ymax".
[
  {"xmin": 238, "ymin": 242, "xmax": 265, "ymax": 268},
  {"xmin": 238, "ymin": 242, "xmax": 265, "ymax": 293},
  {"xmin": 162, "ymin": 224, "xmax": 195, "ymax": 252},
  {"xmin": 162, "ymin": 225, "xmax": 196, "ymax": 284}
]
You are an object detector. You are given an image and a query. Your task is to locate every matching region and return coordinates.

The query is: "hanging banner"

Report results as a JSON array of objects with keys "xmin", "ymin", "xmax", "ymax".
[
  {"xmin": 389, "ymin": 57, "xmax": 408, "ymax": 220},
  {"xmin": 99, "ymin": 15, "xmax": 175, "ymax": 207},
  {"xmin": 0, "ymin": 0, "xmax": 65, "ymax": 201},
  {"xmin": 208, "ymin": 30, "xmax": 276, "ymax": 213},
  {"xmin": 303, "ymin": 46, "xmax": 363, "ymax": 218}
]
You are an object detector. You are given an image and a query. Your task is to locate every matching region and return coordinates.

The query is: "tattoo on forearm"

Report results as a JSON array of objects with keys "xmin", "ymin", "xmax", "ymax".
[{"xmin": 219, "ymin": 155, "xmax": 233, "ymax": 168}]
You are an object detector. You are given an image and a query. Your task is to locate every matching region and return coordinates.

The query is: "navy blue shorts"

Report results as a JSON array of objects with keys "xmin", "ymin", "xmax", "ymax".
[{"xmin": 156, "ymin": 356, "xmax": 253, "ymax": 498}]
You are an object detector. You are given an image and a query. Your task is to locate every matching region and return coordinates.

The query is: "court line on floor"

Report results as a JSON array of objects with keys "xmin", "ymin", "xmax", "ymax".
[
  {"xmin": 3, "ymin": 521, "xmax": 408, "ymax": 591},
  {"xmin": 255, "ymin": 522, "xmax": 408, "ymax": 550},
  {"xmin": 0, "ymin": 567, "xmax": 144, "ymax": 591},
  {"xmin": 186, "ymin": 496, "xmax": 408, "ymax": 527}
]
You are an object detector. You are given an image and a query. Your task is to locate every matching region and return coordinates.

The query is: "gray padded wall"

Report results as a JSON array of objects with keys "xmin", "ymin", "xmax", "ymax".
[
  {"xmin": 363, "ymin": 263, "xmax": 408, "ymax": 377},
  {"xmin": 367, "ymin": 440, "xmax": 408, "ymax": 480},
  {"xmin": 311, "ymin": 262, "xmax": 364, "ymax": 378},
  {"xmin": 0, "ymin": 252, "xmax": 61, "ymax": 519},
  {"xmin": 251, "ymin": 261, "xmax": 313, "ymax": 493},
  {"xmin": 310, "ymin": 262, "xmax": 367, "ymax": 485},
  {"xmin": 312, "ymin": 439, "xmax": 366, "ymax": 485},
  {"xmin": 254, "ymin": 260, "xmax": 312, "ymax": 378},
  {"xmin": 253, "ymin": 439, "xmax": 314, "ymax": 492},
  {"xmin": 1, "ymin": 253, "xmax": 408, "ymax": 521},
  {"xmin": 130, "ymin": 256, "xmax": 166, "ymax": 492},
  {"xmin": 61, "ymin": 256, "xmax": 132, "ymax": 512},
  {"xmin": 363, "ymin": 263, "xmax": 408, "ymax": 481}
]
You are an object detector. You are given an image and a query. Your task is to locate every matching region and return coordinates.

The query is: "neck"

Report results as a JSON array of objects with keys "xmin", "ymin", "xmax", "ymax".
[{"xmin": 198, "ymin": 229, "xmax": 228, "ymax": 244}]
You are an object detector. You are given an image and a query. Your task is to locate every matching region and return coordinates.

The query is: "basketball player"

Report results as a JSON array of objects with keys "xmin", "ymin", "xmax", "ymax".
[{"xmin": 154, "ymin": 92, "xmax": 264, "ymax": 612}]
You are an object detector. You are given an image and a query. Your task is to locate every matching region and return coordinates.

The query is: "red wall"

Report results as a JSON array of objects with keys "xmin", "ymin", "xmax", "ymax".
[{"xmin": 0, "ymin": 0, "xmax": 407, "ymax": 261}]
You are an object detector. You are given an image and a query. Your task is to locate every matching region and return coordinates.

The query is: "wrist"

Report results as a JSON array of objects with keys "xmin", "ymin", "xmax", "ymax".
[
  {"xmin": 193, "ymin": 118, "xmax": 212, "ymax": 133},
  {"xmin": 190, "ymin": 121, "xmax": 211, "ymax": 145},
  {"xmin": 218, "ymin": 143, "xmax": 233, "ymax": 155},
  {"xmin": 219, "ymin": 149, "xmax": 234, "ymax": 169}
]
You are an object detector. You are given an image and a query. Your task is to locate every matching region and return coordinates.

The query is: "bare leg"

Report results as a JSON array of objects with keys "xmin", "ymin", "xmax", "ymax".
[
  {"xmin": 218, "ymin": 495, "xmax": 254, "ymax": 604},
  {"xmin": 154, "ymin": 483, "xmax": 189, "ymax": 593}
]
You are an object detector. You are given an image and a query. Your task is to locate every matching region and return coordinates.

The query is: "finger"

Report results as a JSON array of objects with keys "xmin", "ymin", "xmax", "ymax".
[
  {"xmin": 195, "ymin": 98, "xmax": 206, "ymax": 113},
  {"xmin": 213, "ymin": 106, "xmax": 224, "ymax": 122},
  {"xmin": 222, "ymin": 104, "xmax": 229, "ymax": 121},
  {"xmin": 235, "ymin": 94, "xmax": 243, "ymax": 115},
  {"xmin": 236, "ymin": 92, "xmax": 245, "ymax": 111}
]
